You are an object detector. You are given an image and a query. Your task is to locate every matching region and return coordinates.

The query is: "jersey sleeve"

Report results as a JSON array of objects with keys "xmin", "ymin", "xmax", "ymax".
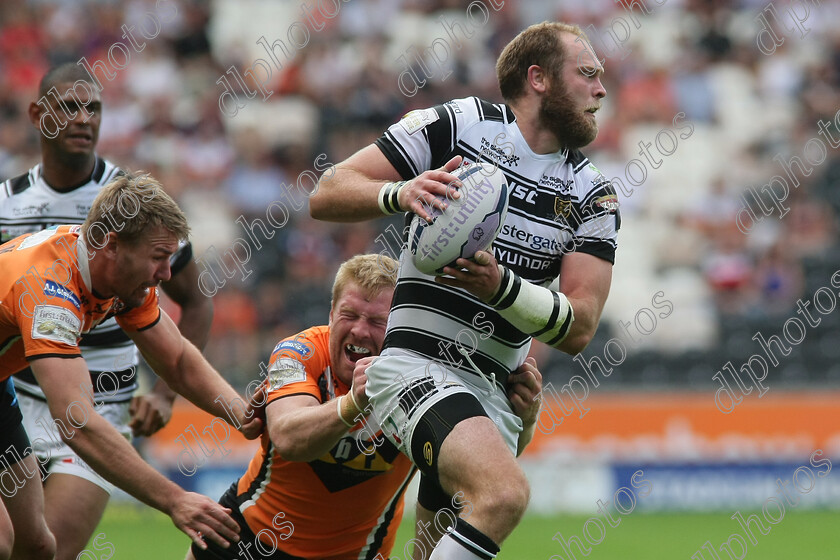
[
  {"xmin": 14, "ymin": 281, "xmax": 84, "ymax": 361},
  {"xmin": 374, "ymin": 98, "xmax": 479, "ymax": 180},
  {"xmin": 264, "ymin": 333, "xmax": 328, "ymax": 406},
  {"xmin": 114, "ymin": 288, "xmax": 162, "ymax": 331},
  {"xmin": 564, "ymin": 158, "xmax": 620, "ymax": 264}
]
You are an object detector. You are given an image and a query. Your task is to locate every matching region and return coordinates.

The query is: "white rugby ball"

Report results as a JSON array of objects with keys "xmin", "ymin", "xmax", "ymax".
[{"xmin": 408, "ymin": 162, "xmax": 509, "ymax": 275}]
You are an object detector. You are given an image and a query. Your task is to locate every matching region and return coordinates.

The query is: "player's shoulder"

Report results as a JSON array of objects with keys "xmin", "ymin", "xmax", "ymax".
[
  {"xmin": 566, "ymin": 153, "xmax": 620, "ymax": 221},
  {"xmin": 92, "ymin": 156, "xmax": 124, "ymax": 186},
  {"xmin": 568, "ymin": 151, "xmax": 614, "ymax": 193},
  {"xmin": 0, "ymin": 166, "xmax": 38, "ymax": 201},
  {"xmin": 267, "ymin": 326, "xmax": 330, "ymax": 391},
  {"xmin": 399, "ymin": 97, "xmax": 511, "ymax": 133},
  {"xmin": 270, "ymin": 325, "xmax": 329, "ymax": 364},
  {"xmin": 0, "ymin": 156, "xmax": 122, "ymax": 201},
  {"xmin": 6, "ymin": 225, "xmax": 79, "ymax": 256},
  {"xmin": 443, "ymin": 96, "xmax": 514, "ymax": 127}
]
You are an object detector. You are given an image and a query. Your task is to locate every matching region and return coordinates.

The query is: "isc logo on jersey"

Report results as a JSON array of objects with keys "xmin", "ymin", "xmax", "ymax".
[{"xmin": 408, "ymin": 163, "xmax": 509, "ymax": 275}]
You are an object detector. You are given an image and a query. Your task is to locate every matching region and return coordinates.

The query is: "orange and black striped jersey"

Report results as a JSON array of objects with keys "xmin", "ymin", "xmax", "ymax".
[
  {"xmin": 235, "ymin": 326, "xmax": 416, "ymax": 560},
  {"xmin": 0, "ymin": 225, "xmax": 160, "ymax": 380}
]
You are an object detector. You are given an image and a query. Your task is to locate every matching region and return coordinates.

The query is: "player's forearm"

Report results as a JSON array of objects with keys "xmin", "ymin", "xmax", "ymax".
[
  {"xmin": 162, "ymin": 342, "xmax": 247, "ymax": 425},
  {"xmin": 487, "ymin": 266, "xmax": 604, "ymax": 356},
  {"xmin": 63, "ymin": 412, "xmax": 182, "ymax": 514},
  {"xmin": 270, "ymin": 397, "xmax": 359, "ymax": 461},
  {"xmin": 309, "ymin": 165, "xmax": 387, "ymax": 222},
  {"xmin": 554, "ymin": 295, "xmax": 600, "ymax": 355}
]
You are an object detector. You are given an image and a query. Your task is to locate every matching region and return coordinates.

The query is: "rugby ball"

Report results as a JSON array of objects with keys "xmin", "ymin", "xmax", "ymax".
[{"xmin": 408, "ymin": 162, "xmax": 509, "ymax": 275}]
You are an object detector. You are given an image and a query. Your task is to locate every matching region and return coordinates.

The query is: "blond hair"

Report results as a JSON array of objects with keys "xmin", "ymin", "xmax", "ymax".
[
  {"xmin": 332, "ymin": 254, "xmax": 398, "ymax": 305},
  {"xmin": 82, "ymin": 172, "xmax": 190, "ymax": 248},
  {"xmin": 496, "ymin": 21, "xmax": 589, "ymax": 101}
]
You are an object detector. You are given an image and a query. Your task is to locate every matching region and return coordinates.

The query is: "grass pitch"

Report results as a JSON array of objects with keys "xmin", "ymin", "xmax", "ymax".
[{"xmin": 93, "ymin": 505, "xmax": 840, "ymax": 559}]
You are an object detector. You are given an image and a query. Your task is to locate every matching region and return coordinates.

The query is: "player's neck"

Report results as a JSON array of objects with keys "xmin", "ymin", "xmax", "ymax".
[
  {"xmin": 86, "ymin": 250, "xmax": 114, "ymax": 299},
  {"xmin": 507, "ymin": 102, "xmax": 562, "ymax": 155},
  {"xmin": 40, "ymin": 153, "xmax": 97, "ymax": 192}
]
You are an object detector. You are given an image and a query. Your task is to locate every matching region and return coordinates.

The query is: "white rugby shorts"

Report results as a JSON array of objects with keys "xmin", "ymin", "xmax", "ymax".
[
  {"xmin": 364, "ymin": 350, "xmax": 523, "ymax": 466},
  {"xmin": 19, "ymin": 393, "xmax": 132, "ymax": 493}
]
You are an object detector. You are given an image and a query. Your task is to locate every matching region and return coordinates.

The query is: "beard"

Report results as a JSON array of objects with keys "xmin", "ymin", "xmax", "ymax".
[{"xmin": 539, "ymin": 81, "xmax": 599, "ymax": 150}]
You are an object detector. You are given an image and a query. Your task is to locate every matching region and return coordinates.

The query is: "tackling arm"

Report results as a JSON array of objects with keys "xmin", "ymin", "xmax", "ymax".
[
  {"xmin": 267, "ymin": 356, "xmax": 372, "ymax": 462},
  {"xmin": 30, "ymin": 356, "xmax": 240, "ymax": 549},
  {"xmin": 127, "ymin": 310, "xmax": 262, "ymax": 438}
]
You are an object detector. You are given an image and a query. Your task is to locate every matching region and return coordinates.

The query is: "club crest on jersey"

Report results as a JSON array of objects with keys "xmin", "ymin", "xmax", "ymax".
[{"xmin": 554, "ymin": 198, "xmax": 573, "ymax": 220}]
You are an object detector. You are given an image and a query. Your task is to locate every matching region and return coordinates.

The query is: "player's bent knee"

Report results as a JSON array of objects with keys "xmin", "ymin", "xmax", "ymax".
[
  {"xmin": 486, "ymin": 477, "xmax": 530, "ymax": 519},
  {"xmin": 465, "ymin": 461, "xmax": 529, "ymax": 527},
  {"xmin": 14, "ymin": 530, "xmax": 56, "ymax": 560}
]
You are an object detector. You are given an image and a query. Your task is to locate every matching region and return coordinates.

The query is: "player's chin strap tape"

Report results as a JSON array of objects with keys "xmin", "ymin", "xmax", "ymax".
[
  {"xmin": 378, "ymin": 181, "xmax": 407, "ymax": 215},
  {"xmin": 486, "ymin": 265, "xmax": 575, "ymax": 346}
]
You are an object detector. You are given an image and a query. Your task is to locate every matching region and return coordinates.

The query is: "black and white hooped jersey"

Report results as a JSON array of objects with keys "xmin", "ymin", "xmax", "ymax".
[
  {"xmin": 375, "ymin": 97, "xmax": 619, "ymax": 389},
  {"xmin": 0, "ymin": 157, "xmax": 194, "ymax": 402}
]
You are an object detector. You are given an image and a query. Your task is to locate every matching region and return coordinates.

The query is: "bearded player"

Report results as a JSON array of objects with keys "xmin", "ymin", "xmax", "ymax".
[{"xmin": 311, "ymin": 22, "xmax": 618, "ymax": 559}]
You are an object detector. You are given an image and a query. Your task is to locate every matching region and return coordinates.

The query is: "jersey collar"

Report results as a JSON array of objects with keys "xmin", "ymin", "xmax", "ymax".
[{"xmin": 76, "ymin": 234, "xmax": 93, "ymax": 293}]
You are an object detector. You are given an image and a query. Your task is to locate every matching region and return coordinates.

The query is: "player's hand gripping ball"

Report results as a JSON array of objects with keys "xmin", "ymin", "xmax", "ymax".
[{"xmin": 408, "ymin": 162, "xmax": 509, "ymax": 275}]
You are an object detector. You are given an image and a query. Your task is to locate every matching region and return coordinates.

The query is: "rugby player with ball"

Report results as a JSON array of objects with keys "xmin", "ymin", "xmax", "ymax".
[{"xmin": 311, "ymin": 22, "xmax": 619, "ymax": 560}]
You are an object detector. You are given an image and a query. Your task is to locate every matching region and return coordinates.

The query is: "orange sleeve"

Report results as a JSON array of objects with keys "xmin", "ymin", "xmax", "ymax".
[
  {"xmin": 13, "ymin": 279, "xmax": 84, "ymax": 361},
  {"xmin": 264, "ymin": 328, "xmax": 329, "ymax": 406},
  {"xmin": 114, "ymin": 287, "xmax": 162, "ymax": 331}
]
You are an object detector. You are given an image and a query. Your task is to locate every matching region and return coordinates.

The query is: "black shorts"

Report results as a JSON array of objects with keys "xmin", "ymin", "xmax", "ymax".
[
  {"xmin": 190, "ymin": 483, "xmax": 303, "ymax": 560},
  {"xmin": 0, "ymin": 377, "xmax": 31, "ymax": 462}
]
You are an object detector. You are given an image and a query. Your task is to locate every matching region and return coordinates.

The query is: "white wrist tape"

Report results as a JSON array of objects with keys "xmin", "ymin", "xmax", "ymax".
[
  {"xmin": 487, "ymin": 265, "xmax": 575, "ymax": 346},
  {"xmin": 377, "ymin": 181, "xmax": 406, "ymax": 215},
  {"xmin": 336, "ymin": 396, "xmax": 355, "ymax": 428}
]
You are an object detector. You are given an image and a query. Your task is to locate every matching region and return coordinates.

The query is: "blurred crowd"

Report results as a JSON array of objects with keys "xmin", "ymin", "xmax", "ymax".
[{"xmin": 1, "ymin": 0, "xmax": 839, "ymax": 387}]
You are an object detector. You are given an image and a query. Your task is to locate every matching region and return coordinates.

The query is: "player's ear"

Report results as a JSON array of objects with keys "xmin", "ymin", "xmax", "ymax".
[
  {"xmin": 101, "ymin": 232, "xmax": 120, "ymax": 259},
  {"xmin": 28, "ymin": 101, "xmax": 44, "ymax": 128},
  {"xmin": 527, "ymin": 65, "xmax": 548, "ymax": 94}
]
